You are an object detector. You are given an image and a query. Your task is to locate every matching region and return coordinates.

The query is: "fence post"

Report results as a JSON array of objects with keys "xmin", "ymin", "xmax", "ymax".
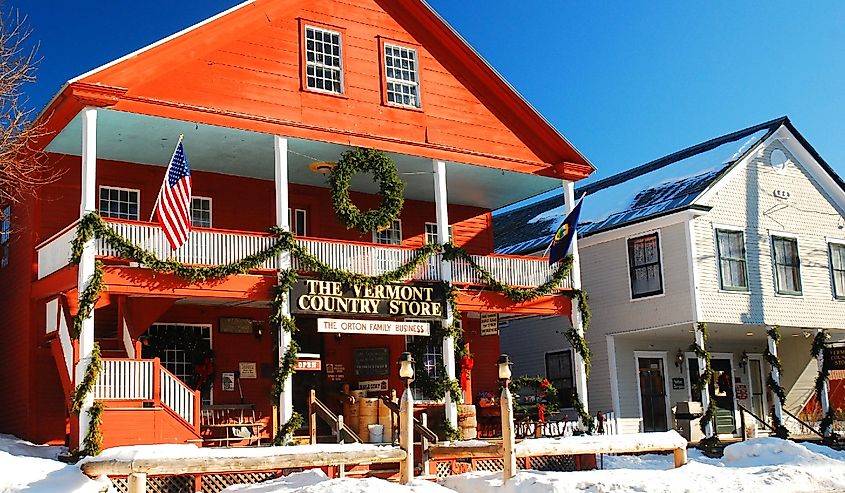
[
  {"xmin": 740, "ymin": 408, "xmax": 747, "ymax": 441},
  {"xmin": 127, "ymin": 472, "xmax": 146, "ymax": 493},
  {"xmin": 421, "ymin": 412, "xmax": 430, "ymax": 477},
  {"xmin": 152, "ymin": 358, "xmax": 161, "ymax": 407},
  {"xmin": 309, "ymin": 389, "xmax": 317, "ymax": 445},
  {"xmin": 501, "ymin": 385, "xmax": 517, "ymax": 481},
  {"xmin": 399, "ymin": 385, "xmax": 414, "ymax": 484}
]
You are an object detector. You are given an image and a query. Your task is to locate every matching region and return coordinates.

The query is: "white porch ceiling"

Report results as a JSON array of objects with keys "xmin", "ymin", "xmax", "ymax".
[{"xmin": 45, "ymin": 109, "xmax": 560, "ymax": 210}]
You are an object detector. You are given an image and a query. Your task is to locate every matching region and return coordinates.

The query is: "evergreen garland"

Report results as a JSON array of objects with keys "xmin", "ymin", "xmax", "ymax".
[
  {"xmin": 811, "ymin": 329, "xmax": 835, "ymax": 437},
  {"xmin": 689, "ymin": 322, "xmax": 718, "ymax": 438},
  {"xmin": 70, "ymin": 261, "xmax": 105, "ymax": 340},
  {"xmin": 442, "ymin": 417, "xmax": 463, "ymax": 441},
  {"xmin": 71, "ymin": 342, "xmax": 102, "ymax": 415},
  {"xmin": 510, "ymin": 376, "xmax": 559, "ymax": 413},
  {"xmin": 570, "ymin": 389, "xmax": 594, "ymax": 433},
  {"xmin": 328, "ymin": 148, "xmax": 405, "ymax": 233},
  {"xmin": 764, "ymin": 326, "xmax": 789, "ymax": 439},
  {"xmin": 274, "ymin": 411, "xmax": 304, "ymax": 446},
  {"xmin": 82, "ymin": 401, "xmax": 105, "ymax": 456}
]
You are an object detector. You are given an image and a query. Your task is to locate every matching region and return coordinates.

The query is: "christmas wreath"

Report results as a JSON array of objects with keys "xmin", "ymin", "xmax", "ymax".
[{"xmin": 329, "ymin": 148, "xmax": 405, "ymax": 233}]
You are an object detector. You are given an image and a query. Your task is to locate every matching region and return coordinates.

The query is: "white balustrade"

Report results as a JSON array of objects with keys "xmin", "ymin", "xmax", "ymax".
[
  {"xmin": 160, "ymin": 367, "xmax": 196, "ymax": 426},
  {"xmin": 94, "ymin": 359, "xmax": 154, "ymax": 401},
  {"xmin": 36, "ymin": 220, "xmax": 569, "ymax": 288}
]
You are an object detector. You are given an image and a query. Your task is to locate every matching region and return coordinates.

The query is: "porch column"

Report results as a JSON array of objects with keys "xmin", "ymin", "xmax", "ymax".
[
  {"xmin": 694, "ymin": 325, "xmax": 714, "ymax": 438},
  {"xmin": 767, "ymin": 329, "xmax": 784, "ymax": 429},
  {"xmin": 816, "ymin": 329, "xmax": 832, "ymax": 437},
  {"xmin": 76, "ymin": 107, "xmax": 98, "ymax": 448},
  {"xmin": 433, "ymin": 159, "xmax": 458, "ymax": 427},
  {"xmin": 274, "ymin": 135, "xmax": 294, "ymax": 425},
  {"xmin": 563, "ymin": 181, "xmax": 588, "ymax": 412}
]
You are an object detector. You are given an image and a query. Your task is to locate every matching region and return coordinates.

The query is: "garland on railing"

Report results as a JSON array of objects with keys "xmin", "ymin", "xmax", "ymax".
[
  {"xmin": 82, "ymin": 401, "xmax": 104, "ymax": 456},
  {"xmin": 70, "ymin": 260, "xmax": 105, "ymax": 340},
  {"xmin": 442, "ymin": 417, "xmax": 462, "ymax": 441},
  {"xmin": 811, "ymin": 329, "xmax": 835, "ymax": 437},
  {"xmin": 764, "ymin": 326, "xmax": 789, "ymax": 439},
  {"xmin": 70, "ymin": 342, "xmax": 102, "ymax": 415},
  {"xmin": 570, "ymin": 389, "xmax": 594, "ymax": 433},
  {"xmin": 274, "ymin": 411, "xmax": 304, "ymax": 446},
  {"xmin": 510, "ymin": 376, "xmax": 559, "ymax": 413},
  {"xmin": 269, "ymin": 270, "xmax": 301, "ymax": 405},
  {"xmin": 689, "ymin": 322, "xmax": 718, "ymax": 441}
]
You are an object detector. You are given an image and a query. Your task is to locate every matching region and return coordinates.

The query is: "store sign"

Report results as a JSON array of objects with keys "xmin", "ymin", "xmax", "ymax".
[
  {"xmin": 291, "ymin": 280, "xmax": 445, "ymax": 319},
  {"xmin": 824, "ymin": 347, "xmax": 845, "ymax": 371},
  {"xmin": 480, "ymin": 313, "xmax": 499, "ymax": 336},
  {"xmin": 359, "ymin": 379, "xmax": 389, "ymax": 392},
  {"xmin": 317, "ymin": 318, "xmax": 430, "ymax": 336}
]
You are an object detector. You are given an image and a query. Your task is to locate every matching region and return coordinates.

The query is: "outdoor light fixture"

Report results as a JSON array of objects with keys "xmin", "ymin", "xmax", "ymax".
[
  {"xmin": 675, "ymin": 348, "xmax": 685, "ymax": 368},
  {"xmin": 308, "ymin": 161, "xmax": 336, "ymax": 174},
  {"xmin": 398, "ymin": 352, "xmax": 415, "ymax": 384},
  {"xmin": 497, "ymin": 354, "xmax": 513, "ymax": 384}
]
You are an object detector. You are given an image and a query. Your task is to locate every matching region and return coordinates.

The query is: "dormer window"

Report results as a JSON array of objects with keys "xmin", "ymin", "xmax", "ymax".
[
  {"xmin": 383, "ymin": 44, "xmax": 420, "ymax": 108},
  {"xmin": 304, "ymin": 25, "xmax": 343, "ymax": 94}
]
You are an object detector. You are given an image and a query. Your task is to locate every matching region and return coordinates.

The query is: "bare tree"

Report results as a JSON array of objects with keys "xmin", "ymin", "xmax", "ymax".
[{"xmin": 0, "ymin": 7, "xmax": 50, "ymax": 215}]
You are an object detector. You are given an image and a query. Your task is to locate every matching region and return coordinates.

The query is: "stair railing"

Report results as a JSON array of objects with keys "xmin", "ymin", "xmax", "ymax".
[
  {"xmin": 737, "ymin": 403, "xmax": 775, "ymax": 441},
  {"xmin": 782, "ymin": 407, "xmax": 824, "ymax": 439},
  {"xmin": 308, "ymin": 389, "xmax": 362, "ymax": 443}
]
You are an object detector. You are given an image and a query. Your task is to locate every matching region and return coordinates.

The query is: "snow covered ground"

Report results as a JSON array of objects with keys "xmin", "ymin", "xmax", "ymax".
[{"xmin": 0, "ymin": 434, "xmax": 111, "ymax": 493}]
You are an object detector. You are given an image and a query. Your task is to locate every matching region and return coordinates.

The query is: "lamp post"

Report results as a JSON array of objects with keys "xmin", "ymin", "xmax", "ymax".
[
  {"xmin": 498, "ymin": 354, "xmax": 517, "ymax": 481},
  {"xmin": 398, "ymin": 352, "xmax": 415, "ymax": 484}
]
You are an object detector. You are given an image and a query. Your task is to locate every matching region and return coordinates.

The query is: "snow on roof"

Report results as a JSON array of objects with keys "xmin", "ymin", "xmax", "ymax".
[{"xmin": 494, "ymin": 118, "xmax": 784, "ymax": 255}]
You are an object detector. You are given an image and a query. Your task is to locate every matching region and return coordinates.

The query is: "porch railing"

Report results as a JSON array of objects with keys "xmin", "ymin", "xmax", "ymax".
[
  {"xmin": 160, "ymin": 366, "xmax": 199, "ymax": 427},
  {"xmin": 36, "ymin": 219, "xmax": 571, "ymax": 289}
]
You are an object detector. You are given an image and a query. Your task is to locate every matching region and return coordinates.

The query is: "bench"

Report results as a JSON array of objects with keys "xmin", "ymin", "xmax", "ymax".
[{"xmin": 198, "ymin": 404, "xmax": 263, "ymax": 446}]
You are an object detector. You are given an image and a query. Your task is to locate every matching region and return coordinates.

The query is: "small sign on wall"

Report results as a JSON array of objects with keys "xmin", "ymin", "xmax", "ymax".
[
  {"xmin": 735, "ymin": 384, "xmax": 748, "ymax": 400},
  {"xmin": 239, "ymin": 362, "xmax": 257, "ymax": 379},
  {"xmin": 672, "ymin": 377, "xmax": 685, "ymax": 390},
  {"xmin": 359, "ymin": 379, "xmax": 389, "ymax": 392},
  {"xmin": 221, "ymin": 372, "xmax": 235, "ymax": 392},
  {"xmin": 219, "ymin": 317, "xmax": 253, "ymax": 334},
  {"xmin": 480, "ymin": 313, "xmax": 499, "ymax": 336}
]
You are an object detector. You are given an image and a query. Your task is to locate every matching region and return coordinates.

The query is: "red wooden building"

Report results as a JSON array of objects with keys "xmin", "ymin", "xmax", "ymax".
[{"xmin": 0, "ymin": 0, "xmax": 593, "ymax": 451}]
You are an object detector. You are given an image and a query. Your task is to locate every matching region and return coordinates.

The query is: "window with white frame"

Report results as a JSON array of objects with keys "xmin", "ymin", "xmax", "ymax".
[
  {"xmin": 1, "ymin": 205, "xmax": 9, "ymax": 268},
  {"xmin": 716, "ymin": 229, "xmax": 748, "ymax": 291},
  {"xmin": 830, "ymin": 242, "xmax": 845, "ymax": 299},
  {"xmin": 304, "ymin": 25, "xmax": 343, "ymax": 94},
  {"xmin": 384, "ymin": 44, "xmax": 420, "ymax": 108},
  {"xmin": 424, "ymin": 222, "xmax": 453, "ymax": 244},
  {"xmin": 146, "ymin": 324, "xmax": 213, "ymax": 405},
  {"xmin": 772, "ymin": 236, "xmax": 802, "ymax": 295},
  {"xmin": 628, "ymin": 232, "xmax": 663, "ymax": 298},
  {"xmin": 545, "ymin": 350, "xmax": 574, "ymax": 408},
  {"xmin": 99, "ymin": 186, "xmax": 139, "ymax": 220},
  {"xmin": 286, "ymin": 208, "xmax": 308, "ymax": 236},
  {"xmin": 374, "ymin": 219, "xmax": 402, "ymax": 245},
  {"xmin": 190, "ymin": 197, "xmax": 212, "ymax": 228}
]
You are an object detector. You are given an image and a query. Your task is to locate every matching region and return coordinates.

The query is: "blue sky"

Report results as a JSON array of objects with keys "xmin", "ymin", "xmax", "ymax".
[{"xmin": 11, "ymin": 1, "xmax": 845, "ymax": 186}]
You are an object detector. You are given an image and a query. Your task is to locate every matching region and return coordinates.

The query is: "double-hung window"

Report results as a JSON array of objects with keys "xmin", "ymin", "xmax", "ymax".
[
  {"xmin": 374, "ymin": 219, "xmax": 402, "ymax": 246},
  {"xmin": 1, "ymin": 206, "xmax": 9, "ymax": 268},
  {"xmin": 190, "ymin": 197, "xmax": 212, "ymax": 228},
  {"xmin": 286, "ymin": 208, "xmax": 308, "ymax": 236},
  {"xmin": 424, "ymin": 222, "xmax": 453, "ymax": 244},
  {"xmin": 304, "ymin": 25, "xmax": 343, "ymax": 94},
  {"xmin": 545, "ymin": 350, "xmax": 574, "ymax": 408},
  {"xmin": 384, "ymin": 44, "xmax": 420, "ymax": 108},
  {"xmin": 628, "ymin": 233, "xmax": 663, "ymax": 298},
  {"xmin": 716, "ymin": 229, "xmax": 748, "ymax": 291},
  {"xmin": 99, "ymin": 186, "xmax": 140, "ymax": 220},
  {"xmin": 830, "ymin": 242, "xmax": 845, "ymax": 299},
  {"xmin": 772, "ymin": 236, "xmax": 802, "ymax": 295}
]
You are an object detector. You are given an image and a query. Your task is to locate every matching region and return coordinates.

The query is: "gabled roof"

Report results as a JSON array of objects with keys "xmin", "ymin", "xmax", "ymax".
[{"xmin": 495, "ymin": 117, "xmax": 797, "ymax": 255}]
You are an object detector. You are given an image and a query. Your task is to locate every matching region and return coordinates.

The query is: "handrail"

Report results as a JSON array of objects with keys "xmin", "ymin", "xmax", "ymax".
[
  {"xmin": 380, "ymin": 396, "xmax": 439, "ymax": 443},
  {"xmin": 737, "ymin": 403, "xmax": 774, "ymax": 441},
  {"xmin": 159, "ymin": 365, "xmax": 200, "ymax": 428},
  {"xmin": 309, "ymin": 389, "xmax": 361, "ymax": 443},
  {"xmin": 782, "ymin": 407, "xmax": 825, "ymax": 439}
]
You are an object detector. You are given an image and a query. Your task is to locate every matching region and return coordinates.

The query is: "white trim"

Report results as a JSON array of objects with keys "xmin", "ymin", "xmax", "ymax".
[
  {"xmin": 712, "ymin": 225, "xmax": 750, "ymax": 293},
  {"xmin": 69, "ymin": 1, "xmax": 256, "ymax": 84},
  {"xmin": 745, "ymin": 354, "xmax": 769, "ymax": 423},
  {"xmin": 695, "ymin": 132, "xmax": 775, "ymax": 206},
  {"xmin": 633, "ymin": 351, "xmax": 672, "ymax": 433},
  {"xmin": 684, "ymin": 219, "xmax": 701, "ymax": 322},
  {"xmin": 190, "ymin": 195, "xmax": 213, "ymax": 228},
  {"xmin": 372, "ymin": 219, "xmax": 403, "ymax": 245},
  {"xmin": 98, "ymin": 185, "xmax": 142, "ymax": 221},
  {"xmin": 769, "ymin": 232, "xmax": 804, "ymax": 296},
  {"xmin": 578, "ymin": 209, "xmax": 707, "ymax": 249},
  {"xmin": 625, "ymin": 229, "xmax": 666, "ymax": 301},
  {"xmin": 828, "ymin": 241, "xmax": 845, "ymax": 300},
  {"xmin": 775, "ymin": 127, "xmax": 845, "ymax": 215},
  {"xmin": 383, "ymin": 43, "xmax": 422, "ymax": 109},
  {"xmin": 303, "ymin": 25, "xmax": 345, "ymax": 96},
  {"xmin": 607, "ymin": 335, "xmax": 621, "ymax": 422}
]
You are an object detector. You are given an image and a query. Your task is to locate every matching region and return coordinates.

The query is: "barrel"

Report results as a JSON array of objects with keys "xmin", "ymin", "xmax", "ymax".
[
  {"xmin": 458, "ymin": 404, "xmax": 478, "ymax": 440},
  {"xmin": 343, "ymin": 399, "xmax": 360, "ymax": 436},
  {"xmin": 358, "ymin": 398, "xmax": 380, "ymax": 442},
  {"xmin": 378, "ymin": 399, "xmax": 394, "ymax": 443}
]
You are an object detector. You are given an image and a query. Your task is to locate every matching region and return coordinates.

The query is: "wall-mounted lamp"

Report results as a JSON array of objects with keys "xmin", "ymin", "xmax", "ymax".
[
  {"xmin": 251, "ymin": 320, "xmax": 264, "ymax": 339},
  {"xmin": 740, "ymin": 351, "xmax": 749, "ymax": 372},
  {"xmin": 675, "ymin": 348, "xmax": 685, "ymax": 369}
]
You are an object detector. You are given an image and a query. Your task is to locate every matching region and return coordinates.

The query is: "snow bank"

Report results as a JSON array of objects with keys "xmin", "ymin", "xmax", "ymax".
[
  {"xmin": 0, "ymin": 433, "xmax": 65, "ymax": 459},
  {"xmin": 220, "ymin": 468, "xmax": 452, "ymax": 493},
  {"xmin": 515, "ymin": 430, "xmax": 686, "ymax": 456},
  {"xmin": 0, "ymin": 450, "xmax": 112, "ymax": 493}
]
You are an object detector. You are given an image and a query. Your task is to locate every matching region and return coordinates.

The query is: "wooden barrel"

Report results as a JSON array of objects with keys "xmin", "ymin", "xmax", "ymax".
[
  {"xmin": 358, "ymin": 398, "xmax": 380, "ymax": 442},
  {"xmin": 378, "ymin": 399, "xmax": 393, "ymax": 443},
  {"xmin": 343, "ymin": 399, "xmax": 360, "ymax": 435},
  {"xmin": 458, "ymin": 404, "xmax": 478, "ymax": 440}
]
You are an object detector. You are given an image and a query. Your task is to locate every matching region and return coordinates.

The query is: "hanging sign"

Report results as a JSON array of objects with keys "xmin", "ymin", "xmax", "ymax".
[
  {"xmin": 480, "ymin": 313, "xmax": 499, "ymax": 336},
  {"xmin": 317, "ymin": 318, "xmax": 430, "ymax": 336},
  {"xmin": 824, "ymin": 346, "xmax": 845, "ymax": 371},
  {"xmin": 291, "ymin": 280, "xmax": 445, "ymax": 319}
]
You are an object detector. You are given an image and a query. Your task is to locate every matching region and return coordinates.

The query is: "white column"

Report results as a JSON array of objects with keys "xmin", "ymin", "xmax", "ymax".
[
  {"xmin": 695, "ymin": 326, "xmax": 714, "ymax": 438},
  {"xmin": 767, "ymin": 330, "xmax": 784, "ymax": 428},
  {"xmin": 434, "ymin": 159, "xmax": 458, "ymax": 426},
  {"xmin": 500, "ymin": 383, "xmax": 517, "ymax": 481},
  {"xmin": 563, "ymin": 181, "xmax": 588, "ymax": 413},
  {"xmin": 399, "ymin": 385, "xmax": 414, "ymax": 484},
  {"xmin": 274, "ymin": 135, "xmax": 294, "ymax": 426},
  {"xmin": 76, "ymin": 107, "xmax": 97, "ymax": 448},
  {"xmin": 816, "ymin": 330, "xmax": 831, "ymax": 437}
]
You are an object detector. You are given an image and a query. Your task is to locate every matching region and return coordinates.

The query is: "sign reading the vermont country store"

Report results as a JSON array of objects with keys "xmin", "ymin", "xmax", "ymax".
[
  {"xmin": 291, "ymin": 279, "xmax": 445, "ymax": 319},
  {"xmin": 824, "ymin": 346, "xmax": 845, "ymax": 371}
]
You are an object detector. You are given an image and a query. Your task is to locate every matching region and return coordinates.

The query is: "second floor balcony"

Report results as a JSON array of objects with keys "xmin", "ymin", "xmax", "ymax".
[{"xmin": 37, "ymin": 218, "xmax": 571, "ymax": 290}]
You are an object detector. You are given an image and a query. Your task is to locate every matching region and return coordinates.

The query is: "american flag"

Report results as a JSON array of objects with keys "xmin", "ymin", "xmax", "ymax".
[{"xmin": 156, "ymin": 140, "xmax": 192, "ymax": 250}]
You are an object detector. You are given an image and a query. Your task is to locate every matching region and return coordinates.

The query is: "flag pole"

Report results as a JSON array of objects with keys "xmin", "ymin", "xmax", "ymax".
[{"xmin": 149, "ymin": 134, "xmax": 185, "ymax": 222}]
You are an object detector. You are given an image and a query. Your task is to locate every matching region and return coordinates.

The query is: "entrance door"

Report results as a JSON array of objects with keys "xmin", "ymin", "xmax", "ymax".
[
  {"xmin": 637, "ymin": 356, "xmax": 668, "ymax": 432},
  {"xmin": 748, "ymin": 357, "xmax": 768, "ymax": 422},
  {"xmin": 710, "ymin": 359, "xmax": 736, "ymax": 434}
]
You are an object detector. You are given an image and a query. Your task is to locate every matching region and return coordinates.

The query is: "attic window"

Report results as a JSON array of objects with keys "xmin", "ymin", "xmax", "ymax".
[
  {"xmin": 304, "ymin": 25, "xmax": 343, "ymax": 94},
  {"xmin": 383, "ymin": 44, "xmax": 420, "ymax": 108}
]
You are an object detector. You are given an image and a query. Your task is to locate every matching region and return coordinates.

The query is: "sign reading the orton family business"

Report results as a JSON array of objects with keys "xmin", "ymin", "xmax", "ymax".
[
  {"xmin": 291, "ymin": 279, "xmax": 446, "ymax": 319},
  {"xmin": 824, "ymin": 346, "xmax": 845, "ymax": 371},
  {"xmin": 317, "ymin": 318, "xmax": 430, "ymax": 336}
]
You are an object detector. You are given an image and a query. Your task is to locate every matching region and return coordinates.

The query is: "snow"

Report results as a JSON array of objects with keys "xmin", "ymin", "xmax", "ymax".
[
  {"xmin": 514, "ymin": 431, "xmax": 687, "ymax": 456},
  {"xmin": 0, "ymin": 435, "xmax": 112, "ymax": 493},
  {"xmin": 220, "ymin": 469, "xmax": 452, "ymax": 493},
  {"xmin": 437, "ymin": 440, "xmax": 494, "ymax": 448}
]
